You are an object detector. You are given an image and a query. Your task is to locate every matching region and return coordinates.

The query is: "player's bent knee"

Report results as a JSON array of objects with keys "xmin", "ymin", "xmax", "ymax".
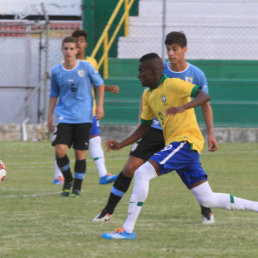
[
  {"xmin": 55, "ymin": 149, "xmax": 66, "ymax": 158},
  {"xmin": 134, "ymin": 161, "xmax": 157, "ymax": 182},
  {"xmin": 122, "ymin": 163, "xmax": 139, "ymax": 177}
]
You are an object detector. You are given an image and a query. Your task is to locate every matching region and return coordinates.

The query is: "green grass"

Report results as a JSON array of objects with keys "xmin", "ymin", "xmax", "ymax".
[{"xmin": 0, "ymin": 141, "xmax": 258, "ymax": 257}]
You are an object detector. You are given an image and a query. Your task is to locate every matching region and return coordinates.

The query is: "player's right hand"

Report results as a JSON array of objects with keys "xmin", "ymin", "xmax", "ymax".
[
  {"xmin": 105, "ymin": 139, "xmax": 122, "ymax": 152},
  {"xmin": 47, "ymin": 118, "xmax": 54, "ymax": 132}
]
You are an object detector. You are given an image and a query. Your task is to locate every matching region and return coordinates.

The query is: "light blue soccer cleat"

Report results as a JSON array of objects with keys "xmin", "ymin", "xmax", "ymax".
[
  {"xmin": 102, "ymin": 228, "xmax": 136, "ymax": 240},
  {"xmin": 99, "ymin": 173, "xmax": 118, "ymax": 184},
  {"xmin": 52, "ymin": 176, "xmax": 64, "ymax": 185}
]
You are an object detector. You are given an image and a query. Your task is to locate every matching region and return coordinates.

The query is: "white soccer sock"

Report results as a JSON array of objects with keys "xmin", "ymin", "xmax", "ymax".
[
  {"xmin": 123, "ymin": 161, "xmax": 157, "ymax": 233},
  {"xmin": 191, "ymin": 181, "xmax": 258, "ymax": 212},
  {"xmin": 54, "ymin": 160, "xmax": 63, "ymax": 178},
  {"xmin": 89, "ymin": 136, "xmax": 107, "ymax": 178}
]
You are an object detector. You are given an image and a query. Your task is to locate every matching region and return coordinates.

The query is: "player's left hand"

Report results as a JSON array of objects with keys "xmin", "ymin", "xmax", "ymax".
[
  {"xmin": 165, "ymin": 106, "xmax": 185, "ymax": 116},
  {"xmin": 110, "ymin": 85, "xmax": 119, "ymax": 94},
  {"xmin": 0, "ymin": 160, "xmax": 6, "ymax": 169},
  {"xmin": 105, "ymin": 139, "xmax": 122, "ymax": 152},
  {"xmin": 208, "ymin": 134, "xmax": 218, "ymax": 152}
]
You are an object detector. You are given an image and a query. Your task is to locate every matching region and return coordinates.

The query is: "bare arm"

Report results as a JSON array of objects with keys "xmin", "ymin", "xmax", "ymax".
[
  {"xmin": 166, "ymin": 89, "xmax": 210, "ymax": 116},
  {"xmin": 95, "ymin": 83, "xmax": 105, "ymax": 120},
  {"xmin": 47, "ymin": 97, "xmax": 58, "ymax": 132},
  {"xmin": 201, "ymin": 101, "xmax": 218, "ymax": 152},
  {"xmin": 105, "ymin": 124, "xmax": 150, "ymax": 152},
  {"xmin": 138, "ymin": 94, "xmax": 143, "ymax": 126},
  {"xmin": 104, "ymin": 84, "xmax": 119, "ymax": 94}
]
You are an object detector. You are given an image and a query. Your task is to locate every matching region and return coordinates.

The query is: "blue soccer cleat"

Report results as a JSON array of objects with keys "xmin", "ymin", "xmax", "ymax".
[
  {"xmin": 102, "ymin": 228, "xmax": 136, "ymax": 240},
  {"xmin": 99, "ymin": 173, "xmax": 118, "ymax": 185},
  {"xmin": 53, "ymin": 176, "xmax": 64, "ymax": 185}
]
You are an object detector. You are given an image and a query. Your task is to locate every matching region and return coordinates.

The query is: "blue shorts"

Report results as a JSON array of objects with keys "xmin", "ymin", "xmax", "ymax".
[
  {"xmin": 150, "ymin": 141, "xmax": 207, "ymax": 189},
  {"xmin": 90, "ymin": 116, "xmax": 100, "ymax": 136}
]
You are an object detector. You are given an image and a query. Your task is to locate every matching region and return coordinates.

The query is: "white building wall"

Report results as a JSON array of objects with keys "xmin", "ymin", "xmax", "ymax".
[
  {"xmin": 0, "ymin": 0, "xmax": 81, "ymax": 16},
  {"xmin": 118, "ymin": 0, "xmax": 258, "ymax": 60}
]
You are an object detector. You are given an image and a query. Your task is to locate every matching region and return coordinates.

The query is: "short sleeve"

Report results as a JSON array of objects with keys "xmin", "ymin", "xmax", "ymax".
[
  {"xmin": 49, "ymin": 69, "xmax": 59, "ymax": 98},
  {"xmin": 169, "ymin": 78, "xmax": 196, "ymax": 99},
  {"xmin": 87, "ymin": 63, "xmax": 104, "ymax": 88}
]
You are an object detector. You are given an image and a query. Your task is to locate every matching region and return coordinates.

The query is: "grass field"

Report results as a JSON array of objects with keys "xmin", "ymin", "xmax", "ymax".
[{"xmin": 0, "ymin": 141, "xmax": 258, "ymax": 257}]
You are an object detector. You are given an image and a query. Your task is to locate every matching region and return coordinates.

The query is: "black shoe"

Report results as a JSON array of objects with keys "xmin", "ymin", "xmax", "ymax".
[
  {"xmin": 60, "ymin": 182, "xmax": 72, "ymax": 197},
  {"xmin": 92, "ymin": 209, "xmax": 112, "ymax": 222}
]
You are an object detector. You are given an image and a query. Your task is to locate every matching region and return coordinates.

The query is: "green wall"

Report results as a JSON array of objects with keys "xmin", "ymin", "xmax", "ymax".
[
  {"xmin": 103, "ymin": 59, "xmax": 258, "ymax": 127},
  {"xmin": 82, "ymin": 2, "xmax": 257, "ymax": 128}
]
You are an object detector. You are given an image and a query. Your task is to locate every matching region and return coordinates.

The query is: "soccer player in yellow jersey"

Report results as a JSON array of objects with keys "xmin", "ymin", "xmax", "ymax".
[
  {"xmin": 93, "ymin": 31, "xmax": 216, "ymax": 224},
  {"xmin": 102, "ymin": 53, "xmax": 258, "ymax": 240},
  {"xmin": 53, "ymin": 30, "xmax": 118, "ymax": 185}
]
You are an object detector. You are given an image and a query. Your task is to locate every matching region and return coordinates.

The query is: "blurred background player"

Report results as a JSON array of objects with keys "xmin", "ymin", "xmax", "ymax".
[
  {"xmin": 93, "ymin": 31, "xmax": 218, "ymax": 224},
  {"xmin": 53, "ymin": 30, "xmax": 118, "ymax": 185},
  {"xmin": 48, "ymin": 36, "xmax": 104, "ymax": 197}
]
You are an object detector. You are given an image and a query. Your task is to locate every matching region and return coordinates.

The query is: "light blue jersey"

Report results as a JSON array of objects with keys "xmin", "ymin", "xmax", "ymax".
[
  {"xmin": 163, "ymin": 62, "xmax": 208, "ymax": 94},
  {"xmin": 150, "ymin": 62, "xmax": 209, "ymax": 130},
  {"xmin": 50, "ymin": 60, "xmax": 103, "ymax": 124}
]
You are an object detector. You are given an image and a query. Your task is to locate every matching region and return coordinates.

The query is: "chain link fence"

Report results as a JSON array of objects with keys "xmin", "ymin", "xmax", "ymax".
[
  {"xmin": 0, "ymin": 19, "xmax": 81, "ymax": 124},
  {"xmin": 117, "ymin": 0, "xmax": 258, "ymax": 60},
  {"xmin": 1, "ymin": 0, "xmax": 258, "ymax": 127}
]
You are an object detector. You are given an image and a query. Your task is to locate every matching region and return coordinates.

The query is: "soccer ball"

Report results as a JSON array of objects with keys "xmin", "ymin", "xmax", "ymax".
[{"xmin": 0, "ymin": 169, "xmax": 6, "ymax": 182}]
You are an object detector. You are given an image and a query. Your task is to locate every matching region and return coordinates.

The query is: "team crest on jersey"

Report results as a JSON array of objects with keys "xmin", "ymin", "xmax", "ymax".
[
  {"xmin": 185, "ymin": 76, "xmax": 193, "ymax": 83},
  {"xmin": 78, "ymin": 70, "xmax": 85, "ymax": 77},
  {"xmin": 161, "ymin": 95, "xmax": 168, "ymax": 106},
  {"xmin": 161, "ymin": 95, "xmax": 167, "ymax": 102}
]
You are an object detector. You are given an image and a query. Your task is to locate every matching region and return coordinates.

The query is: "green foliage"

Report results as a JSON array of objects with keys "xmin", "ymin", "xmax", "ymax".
[{"xmin": 0, "ymin": 141, "xmax": 258, "ymax": 257}]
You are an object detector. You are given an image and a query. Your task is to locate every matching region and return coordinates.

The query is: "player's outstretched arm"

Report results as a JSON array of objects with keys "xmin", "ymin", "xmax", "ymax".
[
  {"xmin": 166, "ymin": 89, "xmax": 210, "ymax": 116},
  {"xmin": 105, "ymin": 124, "xmax": 150, "ymax": 152},
  {"xmin": 104, "ymin": 85, "xmax": 119, "ymax": 94}
]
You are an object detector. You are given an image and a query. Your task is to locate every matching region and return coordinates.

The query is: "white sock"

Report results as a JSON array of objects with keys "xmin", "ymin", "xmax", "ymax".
[
  {"xmin": 191, "ymin": 181, "xmax": 258, "ymax": 212},
  {"xmin": 89, "ymin": 136, "xmax": 107, "ymax": 178},
  {"xmin": 123, "ymin": 161, "xmax": 157, "ymax": 233},
  {"xmin": 54, "ymin": 160, "xmax": 63, "ymax": 179}
]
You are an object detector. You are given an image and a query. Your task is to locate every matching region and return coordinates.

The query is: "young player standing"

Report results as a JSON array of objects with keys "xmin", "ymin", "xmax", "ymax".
[
  {"xmin": 48, "ymin": 37, "xmax": 104, "ymax": 197},
  {"xmin": 53, "ymin": 30, "xmax": 118, "ymax": 185}
]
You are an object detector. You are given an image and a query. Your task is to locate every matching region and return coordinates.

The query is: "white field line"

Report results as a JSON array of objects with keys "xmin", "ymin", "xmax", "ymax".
[{"xmin": 0, "ymin": 191, "xmax": 60, "ymax": 198}]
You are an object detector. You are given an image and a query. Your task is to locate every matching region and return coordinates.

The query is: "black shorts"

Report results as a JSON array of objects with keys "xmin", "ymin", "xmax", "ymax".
[
  {"xmin": 52, "ymin": 123, "xmax": 92, "ymax": 150},
  {"xmin": 129, "ymin": 127, "xmax": 165, "ymax": 161}
]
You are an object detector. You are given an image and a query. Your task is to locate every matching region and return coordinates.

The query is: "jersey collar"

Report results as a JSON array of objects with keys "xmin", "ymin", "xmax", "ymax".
[{"xmin": 149, "ymin": 74, "xmax": 167, "ymax": 92}]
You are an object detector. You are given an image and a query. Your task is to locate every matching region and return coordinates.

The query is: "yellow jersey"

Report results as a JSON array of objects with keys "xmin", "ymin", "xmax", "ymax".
[
  {"xmin": 85, "ymin": 56, "xmax": 98, "ymax": 116},
  {"xmin": 141, "ymin": 75, "xmax": 204, "ymax": 153}
]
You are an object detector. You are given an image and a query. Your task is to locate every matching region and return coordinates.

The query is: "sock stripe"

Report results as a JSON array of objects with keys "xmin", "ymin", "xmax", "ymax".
[
  {"xmin": 137, "ymin": 202, "xmax": 144, "ymax": 206},
  {"xmin": 93, "ymin": 157, "xmax": 104, "ymax": 161},
  {"xmin": 230, "ymin": 194, "xmax": 234, "ymax": 203},
  {"xmin": 111, "ymin": 187, "xmax": 124, "ymax": 197},
  {"xmin": 74, "ymin": 172, "xmax": 86, "ymax": 180},
  {"xmin": 60, "ymin": 163, "xmax": 70, "ymax": 172}
]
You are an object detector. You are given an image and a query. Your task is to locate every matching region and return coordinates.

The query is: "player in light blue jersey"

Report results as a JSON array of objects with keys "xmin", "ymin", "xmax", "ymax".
[
  {"xmin": 93, "ymin": 31, "xmax": 217, "ymax": 224},
  {"xmin": 48, "ymin": 36, "xmax": 104, "ymax": 198},
  {"xmin": 53, "ymin": 30, "xmax": 118, "ymax": 185}
]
